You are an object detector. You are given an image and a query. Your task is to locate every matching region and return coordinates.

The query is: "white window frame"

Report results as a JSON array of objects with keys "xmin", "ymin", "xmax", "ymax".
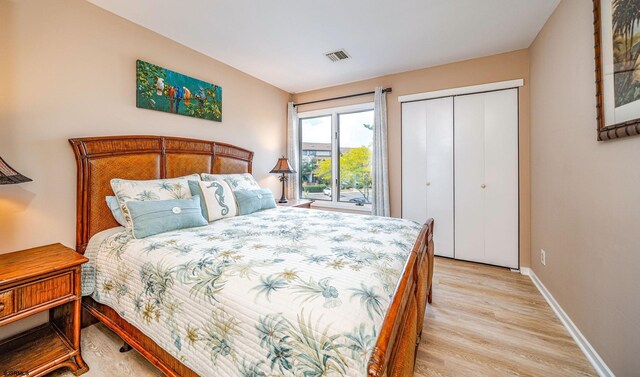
[{"xmin": 298, "ymin": 102, "xmax": 374, "ymax": 213}]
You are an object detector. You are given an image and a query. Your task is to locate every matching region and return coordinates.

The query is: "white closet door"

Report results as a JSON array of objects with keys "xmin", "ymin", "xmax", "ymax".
[
  {"xmin": 454, "ymin": 89, "xmax": 518, "ymax": 268},
  {"xmin": 425, "ymin": 98, "xmax": 454, "ymax": 258},
  {"xmin": 402, "ymin": 98, "xmax": 454, "ymax": 258},
  {"xmin": 402, "ymin": 101, "xmax": 428, "ymax": 225},
  {"xmin": 454, "ymin": 94, "xmax": 486, "ymax": 264},
  {"xmin": 483, "ymin": 89, "xmax": 519, "ymax": 268}
]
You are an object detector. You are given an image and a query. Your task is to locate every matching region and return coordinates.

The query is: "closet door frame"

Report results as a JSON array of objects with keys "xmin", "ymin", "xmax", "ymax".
[{"xmin": 400, "ymin": 82, "xmax": 521, "ymax": 270}]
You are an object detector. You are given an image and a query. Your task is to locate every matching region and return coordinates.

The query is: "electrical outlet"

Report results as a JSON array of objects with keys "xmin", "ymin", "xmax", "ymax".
[{"xmin": 541, "ymin": 249, "xmax": 546, "ymax": 266}]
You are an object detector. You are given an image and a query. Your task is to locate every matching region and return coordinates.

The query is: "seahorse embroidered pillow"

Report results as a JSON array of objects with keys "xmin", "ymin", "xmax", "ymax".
[
  {"xmin": 200, "ymin": 173, "xmax": 260, "ymax": 191},
  {"xmin": 188, "ymin": 180, "xmax": 238, "ymax": 221},
  {"xmin": 110, "ymin": 174, "xmax": 200, "ymax": 228}
]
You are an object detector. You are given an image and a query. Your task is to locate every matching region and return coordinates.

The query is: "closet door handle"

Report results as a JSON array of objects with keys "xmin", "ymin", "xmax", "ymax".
[
  {"xmin": 480, "ymin": 184, "xmax": 486, "ymax": 189},
  {"xmin": 426, "ymin": 182, "xmax": 431, "ymax": 187}
]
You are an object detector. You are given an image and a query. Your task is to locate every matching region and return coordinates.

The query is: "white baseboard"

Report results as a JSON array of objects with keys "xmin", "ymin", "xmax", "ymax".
[{"xmin": 528, "ymin": 270, "xmax": 614, "ymax": 377}]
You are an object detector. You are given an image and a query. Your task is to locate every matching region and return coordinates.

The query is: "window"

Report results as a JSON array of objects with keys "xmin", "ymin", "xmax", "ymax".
[
  {"xmin": 299, "ymin": 103, "xmax": 374, "ymax": 210},
  {"xmin": 300, "ymin": 115, "xmax": 333, "ymax": 201}
]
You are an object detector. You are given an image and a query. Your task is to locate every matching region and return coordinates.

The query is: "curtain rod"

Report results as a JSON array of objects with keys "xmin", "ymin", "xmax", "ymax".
[{"xmin": 293, "ymin": 87, "xmax": 392, "ymax": 107}]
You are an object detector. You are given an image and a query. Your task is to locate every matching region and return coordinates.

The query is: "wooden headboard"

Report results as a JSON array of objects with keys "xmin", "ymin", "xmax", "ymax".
[{"xmin": 69, "ymin": 135, "xmax": 254, "ymax": 254}]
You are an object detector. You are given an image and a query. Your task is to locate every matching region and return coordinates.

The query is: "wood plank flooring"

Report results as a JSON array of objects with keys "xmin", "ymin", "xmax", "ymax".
[
  {"xmin": 49, "ymin": 257, "xmax": 596, "ymax": 376},
  {"xmin": 414, "ymin": 257, "xmax": 596, "ymax": 377}
]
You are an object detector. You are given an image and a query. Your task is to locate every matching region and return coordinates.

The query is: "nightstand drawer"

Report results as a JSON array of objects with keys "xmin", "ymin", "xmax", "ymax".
[
  {"xmin": 0, "ymin": 291, "xmax": 14, "ymax": 318},
  {"xmin": 14, "ymin": 271, "xmax": 74, "ymax": 312}
]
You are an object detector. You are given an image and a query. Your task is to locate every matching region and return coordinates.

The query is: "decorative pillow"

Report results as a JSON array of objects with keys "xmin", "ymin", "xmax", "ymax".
[
  {"xmin": 106, "ymin": 196, "xmax": 127, "ymax": 227},
  {"xmin": 110, "ymin": 174, "xmax": 200, "ymax": 227},
  {"xmin": 125, "ymin": 196, "xmax": 207, "ymax": 239},
  {"xmin": 234, "ymin": 188, "xmax": 276, "ymax": 216},
  {"xmin": 188, "ymin": 180, "xmax": 238, "ymax": 222},
  {"xmin": 201, "ymin": 173, "xmax": 260, "ymax": 191}
]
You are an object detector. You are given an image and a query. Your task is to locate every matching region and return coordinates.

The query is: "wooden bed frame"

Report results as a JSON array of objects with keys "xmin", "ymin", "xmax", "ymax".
[{"xmin": 69, "ymin": 135, "xmax": 434, "ymax": 377}]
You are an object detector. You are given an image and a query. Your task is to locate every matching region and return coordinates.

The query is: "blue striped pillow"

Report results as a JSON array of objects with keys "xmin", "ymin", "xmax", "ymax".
[{"xmin": 125, "ymin": 196, "xmax": 207, "ymax": 239}]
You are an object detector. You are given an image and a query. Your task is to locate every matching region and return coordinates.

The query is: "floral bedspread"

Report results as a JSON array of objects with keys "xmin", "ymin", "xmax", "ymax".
[{"xmin": 84, "ymin": 207, "xmax": 422, "ymax": 376}]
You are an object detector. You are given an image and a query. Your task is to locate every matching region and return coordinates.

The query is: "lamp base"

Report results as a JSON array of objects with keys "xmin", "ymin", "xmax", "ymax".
[{"xmin": 279, "ymin": 174, "xmax": 288, "ymax": 203}]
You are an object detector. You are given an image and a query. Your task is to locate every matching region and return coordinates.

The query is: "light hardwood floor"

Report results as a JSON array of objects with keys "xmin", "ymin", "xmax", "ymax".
[
  {"xmin": 50, "ymin": 257, "xmax": 596, "ymax": 377},
  {"xmin": 415, "ymin": 257, "xmax": 596, "ymax": 377}
]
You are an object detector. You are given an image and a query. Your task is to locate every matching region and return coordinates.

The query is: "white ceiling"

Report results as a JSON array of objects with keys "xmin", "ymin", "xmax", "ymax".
[{"xmin": 88, "ymin": 0, "xmax": 559, "ymax": 93}]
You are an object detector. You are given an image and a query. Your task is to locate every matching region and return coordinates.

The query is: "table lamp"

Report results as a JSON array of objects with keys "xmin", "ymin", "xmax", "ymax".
[
  {"xmin": 270, "ymin": 156, "xmax": 296, "ymax": 203},
  {"xmin": 0, "ymin": 155, "xmax": 31, "ymax": 185}
]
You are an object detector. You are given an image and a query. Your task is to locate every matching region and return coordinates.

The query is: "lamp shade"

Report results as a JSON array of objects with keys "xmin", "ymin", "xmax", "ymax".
[
  {"xmin": 0, "ymin": 155, "xmax": 32, "ymax": 185},
  {"xmin": 270, "ymin": 157, "xmax": 296, "ymax": 174}
]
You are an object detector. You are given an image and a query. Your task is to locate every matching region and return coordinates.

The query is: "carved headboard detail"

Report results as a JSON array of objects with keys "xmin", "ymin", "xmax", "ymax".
[{"xmin": 69, "ymin": 135, "xmax": 254, "ymax": 254}]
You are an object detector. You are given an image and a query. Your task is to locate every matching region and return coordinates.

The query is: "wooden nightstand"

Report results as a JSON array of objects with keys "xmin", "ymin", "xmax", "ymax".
[
  {"xmin": 277, "ymin": 199, "xmax": 313, "ymax": 208},
  {"xmin": 0, "ymin": 244, "xmax": 89, "ymax": 377}
]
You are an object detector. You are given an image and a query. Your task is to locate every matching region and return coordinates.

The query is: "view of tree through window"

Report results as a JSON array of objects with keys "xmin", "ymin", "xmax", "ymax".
[
  {"xmin": 299, "ymin": 109, "xmax": 373, "ymax": 206},
  {"xmin": 339, "ymin": 111, "xmax": 373, "ymax": 204}
]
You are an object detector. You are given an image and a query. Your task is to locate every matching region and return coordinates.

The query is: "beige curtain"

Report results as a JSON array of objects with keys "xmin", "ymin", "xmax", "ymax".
[
  {"xmin": 286, "ymin": 102, "xmax": 300, "ymax": 200},
  {"xmin": 372, "ymin": 87, "xmax": 390, "ymax": 216}
]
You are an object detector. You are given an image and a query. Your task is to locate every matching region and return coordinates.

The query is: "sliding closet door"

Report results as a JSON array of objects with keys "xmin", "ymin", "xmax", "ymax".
[
  {"xmin": 402, "ymin": 98, "xmax": 454, "ymax": 258},
  {"xmin": 425, "ymin": 97, "xmax": 454, "ymax": 258},
  {"xmin": 483, "ymin": 89, "xmax": 518, "ymax": 268},
  {"xmin": 402, "ymin": 101, "xmax": 428, "ymax": 224},
  {"xmin": 454, "ymin": 94, "xmax": 486, "ymax": 264},
  {"xmin": 454, "ymin": 89, "xmax": 518, "ymax": 268}
]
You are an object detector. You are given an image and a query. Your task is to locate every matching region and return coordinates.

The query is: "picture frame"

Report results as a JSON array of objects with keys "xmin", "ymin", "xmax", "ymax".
[
  {"xmin": 593, "ymin": 0, "xmax": 640, "ymax": 140},
  {"xmin": 136, "ymin": 60, "xmax": 222, "ymax": 122}
]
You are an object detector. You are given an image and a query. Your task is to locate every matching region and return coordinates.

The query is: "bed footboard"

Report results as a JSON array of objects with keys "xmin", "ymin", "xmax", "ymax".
[{"xmin": 367, "ymin": 218, "xmax": 434, "ymax": 377}]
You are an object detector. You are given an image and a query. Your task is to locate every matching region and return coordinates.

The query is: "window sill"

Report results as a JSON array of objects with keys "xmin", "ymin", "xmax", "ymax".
[{"xmin": 310, "ymin": 200, "xmax": 372, "ymax": 214}]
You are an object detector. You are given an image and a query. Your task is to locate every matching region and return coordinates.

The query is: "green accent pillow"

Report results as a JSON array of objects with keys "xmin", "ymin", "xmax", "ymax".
[
  {"xmin": 125, "ymin": 196, "xmax": 208, "ymax": 239},
  {"xmin": 234, "ymin": 189, "xmax": 276, "ymax": 216}
]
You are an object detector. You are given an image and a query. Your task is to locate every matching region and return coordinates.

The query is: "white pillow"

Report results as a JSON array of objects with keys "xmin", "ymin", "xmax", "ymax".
[
  {"xmin": 110, "ymin": 174, "xmax": 200, "ymax": 228},
  {"xmin": 201, "ymin": 173, "xmax": 260, "ymax": 191},
  {"xmin": 188, "ymin": 180, "xmax": 238, "ymax": 221}
]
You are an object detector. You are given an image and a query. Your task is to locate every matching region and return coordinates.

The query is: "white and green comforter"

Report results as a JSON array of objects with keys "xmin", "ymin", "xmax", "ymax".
[{"xmin": 84, "ymin": 207, "xmax": 421, "ymax": 376}]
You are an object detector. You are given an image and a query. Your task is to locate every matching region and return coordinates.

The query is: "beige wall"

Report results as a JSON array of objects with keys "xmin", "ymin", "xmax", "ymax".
[
  {"xmin": 0, "ymin": 0, "xmax": 288, "ymax": 338},
  {"xmin": 5, "ymin": 1, "xmax": 634, "ymax": 372},
  {"xmin": 530, "ymin": 0, "xmax": 640, "ymax": 375},
  {"xmin": 292, "ymin": 50, "xmax": 532, "ymax": 268}
]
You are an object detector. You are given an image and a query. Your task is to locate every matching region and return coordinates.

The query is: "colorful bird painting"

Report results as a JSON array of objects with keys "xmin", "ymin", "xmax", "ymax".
[
  {"xmin": 183, "ymin": 87, "xmax": 191, "ymax": 106},
  {"xmin": 136, "ymin": 60, "xmax": 222, "ymax": 122},
  {"xmin": 155, "ymin": 77, "xmax": 165, "ymax": 96},
  {"xmin": 174, "ymin": 86, "xmax": 185, "ymax": 113},
  {"xmin": 167, "ymin": 85, "xmax": 176, "ymax": 113}
]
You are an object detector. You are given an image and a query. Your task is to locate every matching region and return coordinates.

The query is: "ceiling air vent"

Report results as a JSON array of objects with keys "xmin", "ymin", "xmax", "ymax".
[{"xmin": 325, "ymin": 49, "xmax": 350, "ymax": 62}]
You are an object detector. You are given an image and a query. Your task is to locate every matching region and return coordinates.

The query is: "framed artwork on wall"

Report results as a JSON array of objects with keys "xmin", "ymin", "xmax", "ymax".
[
  {"xmin": 136, "ymin": 60, "xmax": 222, "ymax": 122},
  {"xmin": 594, "ymin": 0, "xmax": 640, "ymax": 140}
]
